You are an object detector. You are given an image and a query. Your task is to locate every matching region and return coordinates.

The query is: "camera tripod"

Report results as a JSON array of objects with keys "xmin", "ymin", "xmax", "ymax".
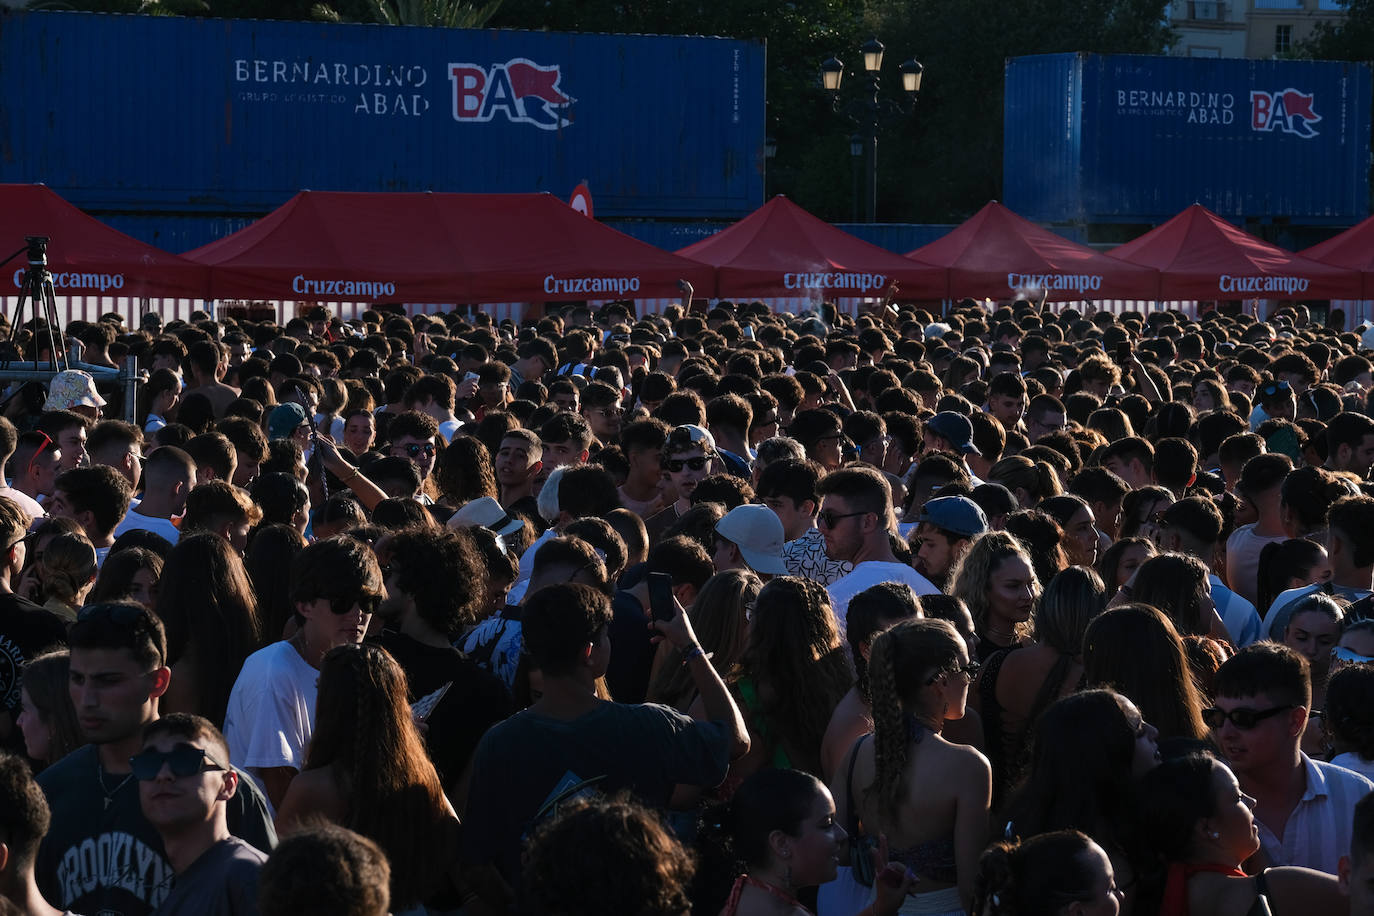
[{"xmin": 0, "ymin": 236, "xmax": 69, "ymax": 372}]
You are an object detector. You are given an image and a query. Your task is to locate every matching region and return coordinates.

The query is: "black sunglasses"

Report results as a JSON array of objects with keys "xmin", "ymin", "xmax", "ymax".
[
  {"xmin": 328, "ymin": 593, "xmax": 384, "ymax": 617},
  {"xmin": 130, "ymin": 745, "xmax": 227, "ymax": 781},
  {"xmin": 665, "ymin": 455, "xmax": 711, "ymax": 473},
  {"xmin": 77, "ymin": 603, "xmax": 146, "ymax": 625},
  {"xmin": 817, "ymin": 509, "xmax": 868, "ymax": 529},
  {"xmin": 1202, "ymin": 704, "xmax": 1295, "ymax": 730},
  {"xmin": 398, "ymin": 443, "xmax": 436, "ymax": 458}
]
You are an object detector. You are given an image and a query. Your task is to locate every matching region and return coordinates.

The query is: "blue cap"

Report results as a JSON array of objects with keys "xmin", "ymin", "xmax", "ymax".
[
  {"xmin": 917, "ymin": 496, "xmax": 988, "ymax": 538},
  {"xmin": 924, "ymin": 411, "xmax": 980, "ymax": 456}
]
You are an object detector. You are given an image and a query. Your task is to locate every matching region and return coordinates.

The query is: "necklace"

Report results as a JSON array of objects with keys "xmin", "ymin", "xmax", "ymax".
[
  {"xmin": 744, "ymin": 874, "xmax": 801, "ymax": 908},
  {"xmin": 96, "ymin": 757, "xmax": 134, "ymax": 810}
]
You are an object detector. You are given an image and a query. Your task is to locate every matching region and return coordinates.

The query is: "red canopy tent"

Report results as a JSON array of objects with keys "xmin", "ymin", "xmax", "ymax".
[
  {"xmin": 0, "ymin": 184, "xmax": 208, "ymax": 299},
  {"xmin": 1107, "ymin": 204, "xmax": 1361, "ymax": 300},
  {"xmin": 1300, "ymin": 216, "xmax": 1374, "ymax": 299},
  {"xmin": 184, "ymin": 191, "xmax": 714, "ymax": 303},
  {"xmin": 677, "ymin": 196, "xmax": 946, "ymax": 299},
  {"xmin": 905, "ymin": 201, "xmax": 1160, "ymax": 301}
]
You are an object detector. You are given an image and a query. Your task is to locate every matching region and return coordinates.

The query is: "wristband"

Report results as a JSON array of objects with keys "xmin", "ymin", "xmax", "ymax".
[{"xmin": 681, "ymin": 644, "xmax": 712, "ymax": 666}]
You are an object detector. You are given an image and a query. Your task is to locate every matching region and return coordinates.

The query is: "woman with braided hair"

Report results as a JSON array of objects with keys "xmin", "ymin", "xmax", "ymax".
[
  {"xmin": 275, "ymin": 643, "xmax": 461, "ymax": 912},
  {"xmin": 829, "ymin": 618, "xmax": 990, "ymax": 915}
]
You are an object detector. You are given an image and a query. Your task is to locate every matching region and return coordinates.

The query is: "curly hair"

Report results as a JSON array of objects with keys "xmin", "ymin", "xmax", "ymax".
[
  {"xmin": 950, "ymin": 531, "xmax": 1041, "ymax": 644},
  {"xmin": 525, "ymin": 793, "xmax": 696, "ymax": 916},
  {"xmin": 306, "ymin": 643, "xmax": 454, "ymax": 909},
  {"xmin": 383, "ymin": 526, "xmax": 484, "ymax": 634},
  {"xmin": 865, "ymin": 618, "xmax": 964, "ymax": 813},
  {"xmin": 733, "ymin": 576, "xmax": 853, "ymax": 777},
  {"xmin": 647, "ymin": 569, "xmax": 759, "ymax": 711},
  {"xmin": 433, "ymin": 435, "xmax": 497, "ymax": 506}
]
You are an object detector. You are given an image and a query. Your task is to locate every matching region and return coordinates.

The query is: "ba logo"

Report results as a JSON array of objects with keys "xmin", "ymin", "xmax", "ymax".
[
  {"xmin": 1250, "ymin": 89, "xmax": 1321, "ymax": 139},
  {"xmin": 449, "ymin": 58, "xmax": 574, "ymax": 130}
]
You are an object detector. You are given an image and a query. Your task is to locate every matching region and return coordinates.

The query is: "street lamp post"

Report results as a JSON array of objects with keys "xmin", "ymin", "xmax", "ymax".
[{"xmin": 820, "ymin": 39, "xmax": 923, "ymax": 223}]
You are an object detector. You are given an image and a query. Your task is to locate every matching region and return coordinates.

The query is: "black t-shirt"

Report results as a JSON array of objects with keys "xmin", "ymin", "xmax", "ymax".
[
  {"xmin": 607, "ymin": 590, "xmax": 654, "ymax": 705},
  {"xmin": 371, "ymin": 630, "xmax": 513, "ymax": 786},
  {"xmin": 36, "ymin": 744, "xmax": 276, "ymax": 916},
  {"xmin": 0, "ymin": 591, "xmax": 67, "ymax": 754}
]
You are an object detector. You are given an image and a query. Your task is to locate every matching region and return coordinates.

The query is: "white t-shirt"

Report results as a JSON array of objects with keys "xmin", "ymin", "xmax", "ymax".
[
  {"xmin": 113, "ymin": 509, "xmax": 181, "ymax": 546},
  {"xmin": 224, "ymin": 640, "xmax": 319, "ymax": 811},
  {"xmin": 826, "ymin": 561, "xmax": 939, "ymax": 630},
  {"xmin": 1225, "ymin": 523, "xmax": 1286, "ymax": 608},
  {"xmin": 438, "ymin": 418, "xmax": 463, "ymax": 444},
  {"xmin": 0, "ymin": 486, "xmax": 43, "ymax": 520},
  {"xmin": 505, "ymin": 527, "xmax": 557, "ymax": 606}
]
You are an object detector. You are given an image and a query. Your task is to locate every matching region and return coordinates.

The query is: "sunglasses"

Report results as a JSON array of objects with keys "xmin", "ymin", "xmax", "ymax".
[
  {"xmin": 130, "ymin": 745, "xmax": 227, "ymax": 781},
  {"xmin": 328, "ymin": 593, "xmax": 384, "ymax": 617},
  {"xmin": 1201, "ymin": 704, "xmax": 1295, "ymax": 730},
  {"xmin": 1260, "ymin": 380, "xmax": 1292, "ymax": 398},
  {"xmin": 26, "ymin": 432, "xmax": 54, "ymax": 477},
  {"xmin": 77, "ymin": 603, "xmax": 147, "ymax": 625},
  {"xmin": 926, "ymin": 660, "xmax": 981, "ymax": 685},
  {"xmin": 665, "ymin": 456, "xmax": 711, "ymax": 473},
  {"xmin": 817, "ymin": 509, "xmax": 868, "ymax": 529},
  {"xmin": 1333, "ymin": 646, "xmax": 1374, "ymax": 664},
  {"xmin": 397, "ymin": 443, "xmax": 436, "ymax": 459}
]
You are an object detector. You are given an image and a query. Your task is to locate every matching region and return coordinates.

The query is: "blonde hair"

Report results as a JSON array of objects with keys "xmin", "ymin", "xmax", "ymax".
[
  {"xmin": 39, "ymin": 531, "xmax": 96, "ymax": 607},
  {"xmin": 950, "ymin": 530, "xmax": 1040, "ymax": 643}
]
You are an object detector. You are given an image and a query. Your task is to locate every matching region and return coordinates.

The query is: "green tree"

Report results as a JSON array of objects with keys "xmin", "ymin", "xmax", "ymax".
[
  {"xmin": 366, "ymin": 0, "xmax": 500, "ymax": 27},
  {"xmin": 861, "ymin": 0, "xmax": 1174, "ymax": 222},
  {"xmin": 1300, "ymin": 0, "xmax": 1374, "ymax": 60}
]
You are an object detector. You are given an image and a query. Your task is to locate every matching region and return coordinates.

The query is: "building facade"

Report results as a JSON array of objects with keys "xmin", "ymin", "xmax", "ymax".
[{"xmin": 1169, "ymin": 0, "xmax": 1347, "ymax": 58}]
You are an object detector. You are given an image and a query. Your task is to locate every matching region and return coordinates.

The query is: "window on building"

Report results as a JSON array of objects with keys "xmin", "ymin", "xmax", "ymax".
[{"xmin": 1275, "ymin": 24, "xmax": 1293, "ymax": 54}]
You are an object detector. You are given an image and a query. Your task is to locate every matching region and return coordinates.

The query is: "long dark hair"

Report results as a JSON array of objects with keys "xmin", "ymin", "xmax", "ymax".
[
  {"xmin": 306, "ymin": 643, "xmax": 455, "ymax": 908},
  {"xmin": 1082, "ymin": 604, "xmax": 1208, "ymax": 742},
  {"xmin": 1135, "ymin": 753, "xmax": 1225, "ymax": 914},
  {"xmin": 1004, "ymin": 690, "xmax": 1141, "ymax": 858},
  {"xmin": 974, "ymin": 829, "xmax": 1104, "ymax": 916},
  {"xmin": 1256, "ymin": 538, "xmax": 1327, "ymax": 618},
  {"xmin": 153, "ymin": 532, "xmax": 262, "ymax": 728},
  {"xmin": 243, "ymin": 523, "xmax": 308, "ymax": 643},
  {"xmin": 733, "ymin": 576, "xmax": 853, "ymax": 777}
]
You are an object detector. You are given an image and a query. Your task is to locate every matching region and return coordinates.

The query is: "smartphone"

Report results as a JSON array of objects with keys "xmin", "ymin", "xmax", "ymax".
[
  {"xmin": 463, "ymin": 372, "xmax": 480, "ymax": 382},
  {"xmin": 648, "ymin": 572, "xmax": 676, "ymax": 623},
  {"xmin": 1115, "ymin": 340, "xmax": 1132, "ymax": 364}
]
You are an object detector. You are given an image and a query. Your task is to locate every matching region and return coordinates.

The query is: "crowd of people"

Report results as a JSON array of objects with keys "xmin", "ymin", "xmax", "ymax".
[{"xmin": 3, "ymin": 295, "xmax": 1374, "ymax": 915}]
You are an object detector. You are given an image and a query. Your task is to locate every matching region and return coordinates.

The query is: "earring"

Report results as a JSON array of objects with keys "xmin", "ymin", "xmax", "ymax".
[{"xmin": 1209, "ymin": 831, "xmax": 1220, "ymax": 840}]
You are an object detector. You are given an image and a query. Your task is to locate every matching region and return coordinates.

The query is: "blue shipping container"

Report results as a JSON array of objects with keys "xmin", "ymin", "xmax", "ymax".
[
  {"xmin": 1004, "ymin": 53, "xmax": 1372, "ymax": 225},
  {"xmin": 0, "ymin": 11, "xmax": 766, "ymax": 219}
]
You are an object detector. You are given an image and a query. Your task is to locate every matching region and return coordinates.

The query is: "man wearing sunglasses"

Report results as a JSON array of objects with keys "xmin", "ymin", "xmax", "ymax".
[
  {"xmin": 35, "ymin": 603, "xmax": 273, "ymax": 916},
  {"xmin": 136, "ymin": 713, "xmax": 267, "ymax": 915},
  {"xmin": 1210, "ymin": 643, "xmax": 1373, "ymax": 876},
  {"xmin": 817, "ymin": 467, "xmax": 937, "ymax": 627},
  {"xmin": 10, "ymin": 429, "xmax": 61, "ymax": 518},
  {"xmin": 225, "ymin": 537, "xmax": 384, "ymax": 813},
  {"xmin": 644, "ymin": 425, "xmax": 717, "ymax": 544},
  {"xmin": 384, "ymin": 411, "xmax": 440, "ymax": 494}
]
